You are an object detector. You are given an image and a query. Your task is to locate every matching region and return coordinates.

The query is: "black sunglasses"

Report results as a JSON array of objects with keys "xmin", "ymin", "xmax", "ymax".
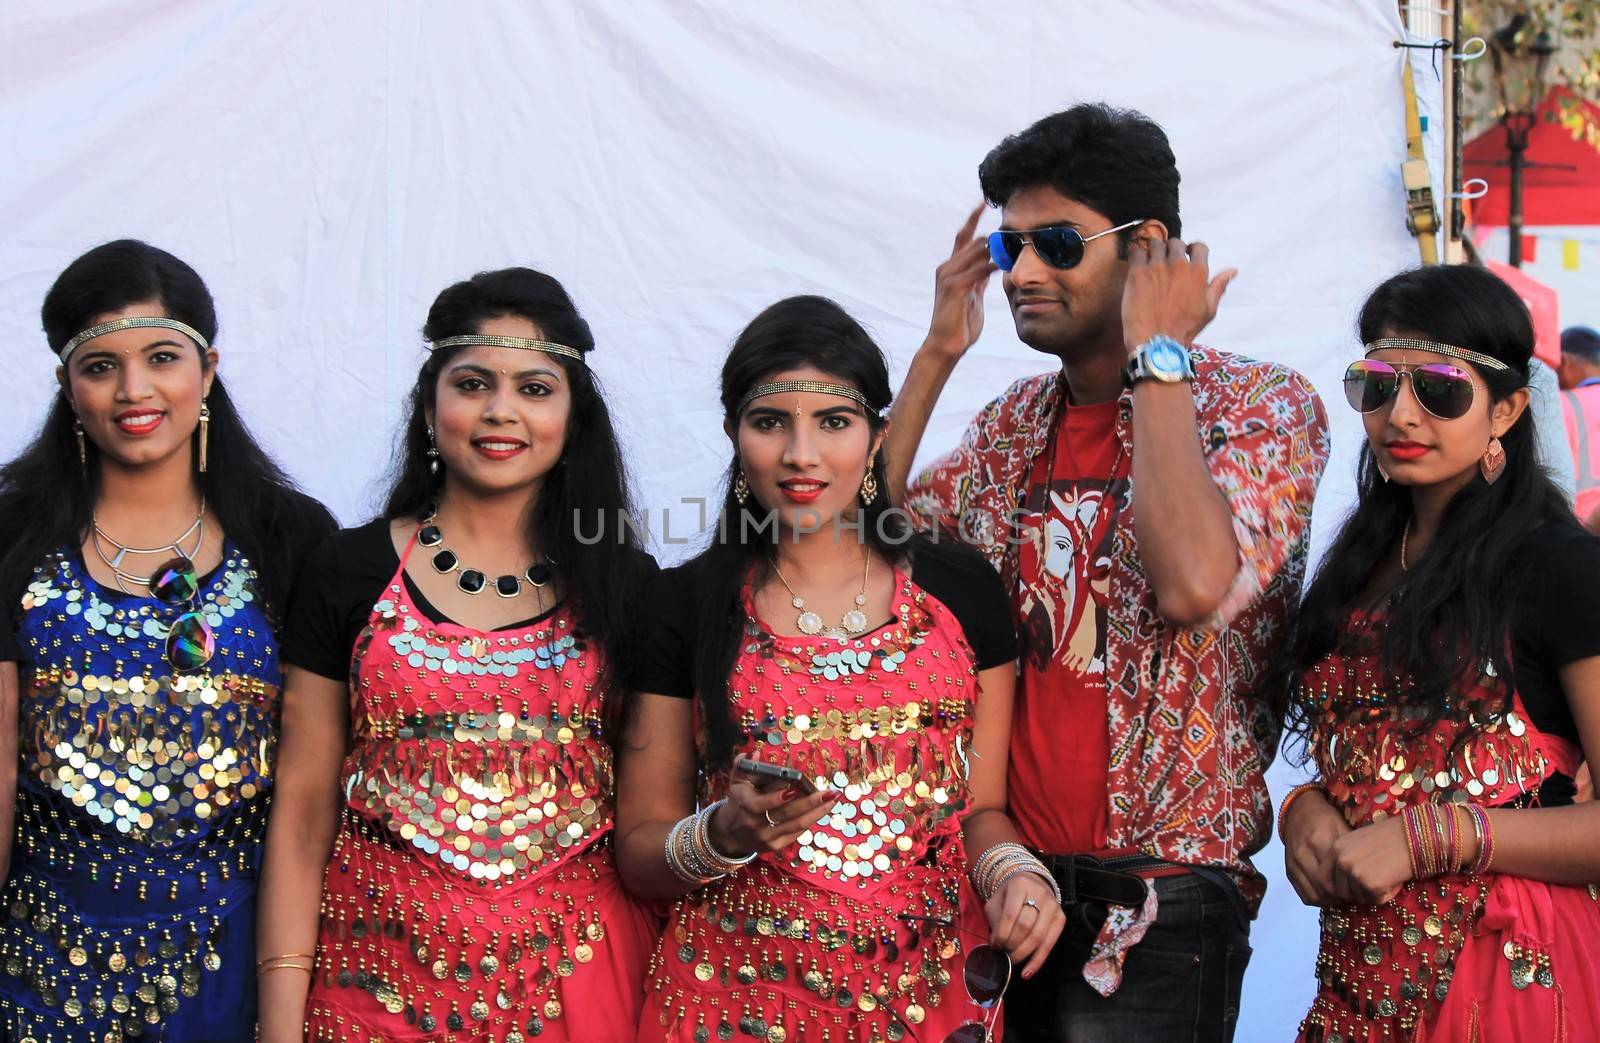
[
  {"xmin": 987, "ymin": 219, "xmax": 1144, "ymax": 271},
  {"xmin": 894, "ymin": 914, "xmax": 1012, "ymax": 1043}
]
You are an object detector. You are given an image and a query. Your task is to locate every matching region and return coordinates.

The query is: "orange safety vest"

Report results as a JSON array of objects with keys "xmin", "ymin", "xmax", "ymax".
[{"xmin": 1561, "ymin": 384, "xmax": 1600, "ymax": 524}]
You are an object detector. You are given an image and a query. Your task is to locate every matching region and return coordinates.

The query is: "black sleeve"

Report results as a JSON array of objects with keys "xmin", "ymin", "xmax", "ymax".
[
  {"xmin": 1510, "ymin": 523, "xmax": 1600, "ymax": 746},
  {"xmin": 910, "ymin": 541, "xmax": 1019, "ymax": 671},
  {"xmin": 0, "ymin": 592, "xmax": 19, "ymax": 664},
  {"xmin": 634, "ymin": 562, "xmax": 700, "ymax": 699},
  {"xmin": 282, "ymin": 519, "xmax": 400, "ymax": 682},
  {"xmin": 273, "ymin": 491, "xmax": 340, "ymax": 623}
]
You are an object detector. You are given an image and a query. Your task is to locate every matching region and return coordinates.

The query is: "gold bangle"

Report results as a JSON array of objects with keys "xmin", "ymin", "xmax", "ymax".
[
  {"xmin": 257, "ymin": 951, "xmax": 315, "ymax": 965},
  {"xmin": 258, "ymin": 962, "xmax": 313, "ymax": 975}
]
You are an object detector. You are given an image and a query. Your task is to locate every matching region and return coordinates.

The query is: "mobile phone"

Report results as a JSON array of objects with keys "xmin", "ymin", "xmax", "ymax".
[{"xmin": 733, "ymin": 755, "xmax": 805, "ymax": 786}]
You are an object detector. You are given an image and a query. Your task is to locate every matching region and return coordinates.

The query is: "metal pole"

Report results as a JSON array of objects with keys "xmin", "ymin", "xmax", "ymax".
[{"xmin": 1506, "ymin": 114, "xmax": 1531, "ymax": 268}]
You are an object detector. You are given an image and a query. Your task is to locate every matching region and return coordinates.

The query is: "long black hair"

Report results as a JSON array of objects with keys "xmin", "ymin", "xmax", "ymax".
[
  {"xmin": 381, "ymin": 267, "xmax": 648, "ymax": 720},
  {"xmin": 687, "ymin": 295, "xmax": 916, "ymax": 769},
  {"xmin": 0, "ymin": 240, "xmax": 331, "ymax": 625},
  {"xmin": 1274, "ymin": 265, "xmax": 1580, "ymax": 758}
]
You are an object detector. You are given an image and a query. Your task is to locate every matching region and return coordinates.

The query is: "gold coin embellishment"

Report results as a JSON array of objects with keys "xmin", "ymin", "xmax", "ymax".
[
  {"xmin": 574, "ymin": 943, "xmax": 594, "ymax": 964},
  {"xmin": 904, "ymin": 1003, "xmax": 925, "ymax": 1025},
  {"xmin": 1363, "ymin": 944, "xmax": 1383, "ymax": 966},
  {"xmin": 543, "ymin": 999, "xmax": 563, "ymax": 1019},
  {"xmin": 586, "ymin": 921, "xmax": 605, "ymax": 942},
  {"xmin": 1423, "ymin": 915, "xmax": 1444, "ymax": 938},
  {"xmin": 694, "ymin": 962, "xmax": 714, "ymax": 982},
  {"xmin": 67, "ymin": 947, "xmax": 88, "ymax": 967}
]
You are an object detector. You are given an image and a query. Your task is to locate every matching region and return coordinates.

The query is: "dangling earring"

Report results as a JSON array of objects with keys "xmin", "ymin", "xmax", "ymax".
[
  {"xmin": 733, "ymin": 470, "xmax": 749, "ymax": 505},
  {"xmin": 426, "ymin": 425, "xmax": 442, "ymax": 476},
  {"xmin": 73, "ymin": 416, "xmax": 86, "ymax": 467},
  {"xmin": 860, "ymin": 468, "xmax": 879, "ymax": 506},
  {"xmin": 197, "ymin": 399, "xmax": 211, "ymax": 473},
  {"xmin": 1481, "ymin": 436, "xmax": 1506, "ymax": 484},
  {"xmin": 1376, "ymin": 461, "xmax": 1391, "ymax": 483}
]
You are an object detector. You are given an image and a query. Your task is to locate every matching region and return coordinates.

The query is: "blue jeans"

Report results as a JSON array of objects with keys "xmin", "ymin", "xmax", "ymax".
[{"xmin": 1002, "ymin": 872, "xmax": 1252, "ymax": 1043}]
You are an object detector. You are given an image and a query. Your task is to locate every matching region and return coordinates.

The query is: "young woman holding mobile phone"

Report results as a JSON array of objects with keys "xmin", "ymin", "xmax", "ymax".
[{"xmin": 615, "ymin": 296, "xmax": 1063, "ymax": 1043}]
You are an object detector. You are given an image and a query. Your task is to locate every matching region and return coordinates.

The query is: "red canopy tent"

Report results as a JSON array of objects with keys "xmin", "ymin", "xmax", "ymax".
[{"xmin": 1464, "ymin": 86, "xmax": 1600, "ymax": 226}]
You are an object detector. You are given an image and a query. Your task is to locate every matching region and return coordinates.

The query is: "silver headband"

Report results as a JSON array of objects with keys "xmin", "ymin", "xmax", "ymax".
[
  {"xmin": 736, "ymin": 379, "xmax": 872, "ymax": 417},
  {"xmin": 59, "ymin": 317, "xmax": 210, "ymax": 363},
  {"xmin": 1364, "ymin": 337, "xmax": 1512, "ymax": 374},
  {"xmin": 429, "ymin": 334, "xmax": 585, "ymax": 363}
]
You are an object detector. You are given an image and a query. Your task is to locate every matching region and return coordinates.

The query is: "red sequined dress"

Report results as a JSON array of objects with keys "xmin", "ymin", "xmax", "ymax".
[
  {"xmin": 305, "ymin": 535, "xmax": 655, "ymax": 1042},
  {"xmin": 1295, "ymin": 614, "xmax": 1600, "ymax": 1043},
  {"xmin": 638, "ymin": 567, "xmax": 997, "ymax": 1043}
]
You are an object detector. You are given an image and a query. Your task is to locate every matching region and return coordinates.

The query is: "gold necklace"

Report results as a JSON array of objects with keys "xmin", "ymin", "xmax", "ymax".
[{"xmin": 771, "ymin": 549, "xmax": 871, "ymax": 639}]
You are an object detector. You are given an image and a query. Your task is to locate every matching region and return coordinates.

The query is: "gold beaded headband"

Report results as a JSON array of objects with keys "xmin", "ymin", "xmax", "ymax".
[
  {"xmin": 1364, "ymin": 337, "xmax": 1512, "ymax": 373},
  {"xmin": 59, "ymin": 317, "xmax": 210, "ymax": 363},
  {"xmin": 429, "ymin": 334, "xmax": 586, "ymax": 363},
  {"xmin": 736, "ymin": 379, "xmax": 873, "ymax": 417}
]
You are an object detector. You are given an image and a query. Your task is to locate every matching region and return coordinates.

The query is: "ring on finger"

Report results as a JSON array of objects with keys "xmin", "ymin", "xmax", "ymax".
[{"xmin": 763, "ymin": 809, "xmax": 777, "ymax": 828}]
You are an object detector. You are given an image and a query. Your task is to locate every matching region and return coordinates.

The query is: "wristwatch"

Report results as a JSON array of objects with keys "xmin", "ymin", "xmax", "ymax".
[{"xmin": 1127, "ymin": 335, "xmax": 1195, "ymax": 384}]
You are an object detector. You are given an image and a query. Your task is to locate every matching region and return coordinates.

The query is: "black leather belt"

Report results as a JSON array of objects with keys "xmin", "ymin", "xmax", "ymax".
[{"xmin": 1034, "ymin": 852, "xmax": 1158, "ymax": 909}]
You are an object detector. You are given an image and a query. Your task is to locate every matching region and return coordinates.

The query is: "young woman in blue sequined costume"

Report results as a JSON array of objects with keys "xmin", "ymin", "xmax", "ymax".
[{"xmin": 0, "ymin": 240, "xmax": 335, "ymax": 1042}]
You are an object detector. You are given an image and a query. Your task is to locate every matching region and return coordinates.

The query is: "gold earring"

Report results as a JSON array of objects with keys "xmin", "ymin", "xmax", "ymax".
[
  {"xmin": 197, "ymin": 399, "xmax": 210, "ymax": 473},
  {"xmin": 733, "ymin": 470, "xmax": 750, "ymax": 505},
  {"xmin": 860, "ymin": 469, "xmax": 878, "ymax": 506},
  {"xmin": 73, "ymin": 416, "xmax": 86, "ymax": 467},
  {"xmin": 1481, "ymin": 436, "xmax": 1506, "ymax": 485}
]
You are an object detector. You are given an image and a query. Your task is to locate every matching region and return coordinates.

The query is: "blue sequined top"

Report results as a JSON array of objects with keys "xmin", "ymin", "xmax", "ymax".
[{"xmin": 0, "ymin": 545, "xmax": 280, "ymax": 1042}]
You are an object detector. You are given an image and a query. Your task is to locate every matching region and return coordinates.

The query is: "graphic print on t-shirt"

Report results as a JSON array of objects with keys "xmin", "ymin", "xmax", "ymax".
[{"xmin": 1014, "ymin": 475, "xmax": 1130, "ymax": 674}]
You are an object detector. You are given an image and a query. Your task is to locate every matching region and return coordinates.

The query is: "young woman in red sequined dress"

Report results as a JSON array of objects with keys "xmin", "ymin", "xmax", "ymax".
[
  {"xmin": 1275, "ymin": 266, "xmax": 1600, "ymax": 1043},
  {"xmin": 257, "ymin": 268, "xmax": 658, "ymax": 1043},
  {"xmin": 617, "ymin": 296, "xmax": 1064, "ymax": 1043}
]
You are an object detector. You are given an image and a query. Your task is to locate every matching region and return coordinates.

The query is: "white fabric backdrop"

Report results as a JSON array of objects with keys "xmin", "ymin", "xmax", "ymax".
[{"xmin": 0, "ymin": 3, "xmax": 1432, "ymax": 1037}]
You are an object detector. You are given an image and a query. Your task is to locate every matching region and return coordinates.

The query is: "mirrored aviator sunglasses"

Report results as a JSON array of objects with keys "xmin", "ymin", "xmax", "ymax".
[
  {"xmin": 986, "ymin": 218, "xmax": 1144, "ymax": 272},
  {"xmin": 149, "ymin": 556, "xmax": 216, "ymax": 673},
  {"xmin": 1343, "ymin": 358, "xmax": 1477, "ymax": 421}
]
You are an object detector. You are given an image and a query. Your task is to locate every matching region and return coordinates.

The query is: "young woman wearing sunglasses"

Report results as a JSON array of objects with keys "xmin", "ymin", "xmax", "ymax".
[
  {"xmin": 256, "ymin": 268, "xmax": 658, "ymax": 1043},
  {"xmin": 1275, "ymin": 265, "xmax": 1600, "ymax": 1042},
  {"xmin": 0, "ymin": 240, "xmax": 336, "ymax": 1041},
  {"xmin": 616, "ymin": 296, "xmax": 1060, "ymax": 1043}
]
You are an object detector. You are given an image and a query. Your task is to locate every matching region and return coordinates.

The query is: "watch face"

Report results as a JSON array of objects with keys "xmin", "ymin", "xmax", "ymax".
[{"xmin": 1149, "ymin": 341, "xmax": 1186, "ymax": 376}]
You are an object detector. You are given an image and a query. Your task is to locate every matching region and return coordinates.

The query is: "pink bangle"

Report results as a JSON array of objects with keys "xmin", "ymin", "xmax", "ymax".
[{"xmin": 1402, "ymin": 806, "xmax": 1425, "ymax": 880}]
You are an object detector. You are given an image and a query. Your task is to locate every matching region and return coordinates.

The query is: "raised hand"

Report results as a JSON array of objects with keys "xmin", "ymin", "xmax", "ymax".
[
  {"xmin": 924, "ymin": 202, "xmax": 998, "ymax": 360},
  {"xmin": 1121, "ymin": 237, "xmax": 1236, "ymax": 353}
]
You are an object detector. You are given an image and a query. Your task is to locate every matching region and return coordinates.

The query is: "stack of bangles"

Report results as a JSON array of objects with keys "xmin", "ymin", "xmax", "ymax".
[
  {"xmin": 258, "ymin": 952, "xmax": 315, "ymax": 976},
  {"xmin": 971, "ymin": 842, "xmax": 1063, "ymax": 905},
  {"xmin": 1402, "ymin": 801, "xmax": 1496, "ymax": 878},
  {"xmin": 665, "ymin": 798, "xmax": 758, "ymax": 885}
]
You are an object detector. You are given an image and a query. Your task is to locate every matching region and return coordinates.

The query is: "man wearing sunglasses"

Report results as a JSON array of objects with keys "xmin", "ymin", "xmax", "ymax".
[{"xmin": 887, "ymin": 104, "xmax": 1330, "ymax": 1042}]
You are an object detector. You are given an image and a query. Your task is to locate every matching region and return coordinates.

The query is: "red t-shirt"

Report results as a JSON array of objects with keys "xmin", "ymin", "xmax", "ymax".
[{"xmin": 1006, "ymin": 398, "xmax": 1130, "ymax": 855}]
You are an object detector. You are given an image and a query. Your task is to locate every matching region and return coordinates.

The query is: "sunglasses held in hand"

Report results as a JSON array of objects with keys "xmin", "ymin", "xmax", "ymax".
[{"xmin": 895, "ymin": 913, "xmax": 1012, "ymax": 1043}]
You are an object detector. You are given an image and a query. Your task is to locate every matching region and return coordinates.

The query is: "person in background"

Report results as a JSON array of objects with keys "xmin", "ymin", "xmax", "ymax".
[{"xmin": 1557, "ymin": 325, "xmax": 1600, "ymax": 530}]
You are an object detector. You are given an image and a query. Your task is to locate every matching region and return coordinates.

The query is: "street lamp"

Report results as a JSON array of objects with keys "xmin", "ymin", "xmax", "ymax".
[{"xmin": 1489, "ymin": 16, "xmax": 1556, "ymax": 267}]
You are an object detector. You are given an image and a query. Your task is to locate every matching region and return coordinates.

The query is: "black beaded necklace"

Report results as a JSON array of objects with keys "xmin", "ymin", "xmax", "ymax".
[{"xmin": 418, "ymin": 520, "xmax": 553, "ymax": 598}]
